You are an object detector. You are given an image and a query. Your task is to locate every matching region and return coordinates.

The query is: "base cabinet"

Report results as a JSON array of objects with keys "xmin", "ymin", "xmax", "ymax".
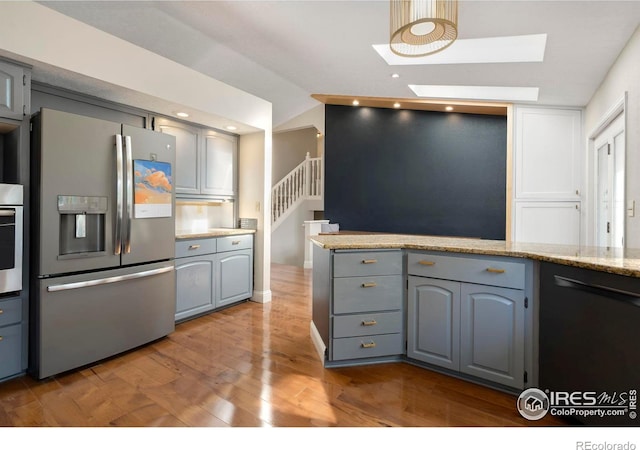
[
  {"xmin": 407, "ymin": 278, "xmax": 460, "ymax": 371},
  {"xmin": 175, "ymin": 255, "xmax": 216, "ymax": 322},
  {"xmin": 329, "ymin": 250, "xmax": 404, "ymax": 362},
  {"xmin": 175, "ymin": 233, "xmax": 253, "ymax": 322},
  {"xmin": 0, "ymin": 296, "xmax": 25, "ymax": 381},
  {"xmin": 407, "ymin": 252, "xmax": 528, "ymax": 390},
  {"xmin": 459, "ymin": 284, "xmax": 525, "ymax": 388},
  {"xmin": 217, "ymin": 249, "xmax": 253, "ymax": 308}
]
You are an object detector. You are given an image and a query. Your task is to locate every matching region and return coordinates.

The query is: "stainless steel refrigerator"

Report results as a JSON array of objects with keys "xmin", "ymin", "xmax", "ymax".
[{"xmin": 30, "ymin": 108, "xmax": 177, "ymax": 379}]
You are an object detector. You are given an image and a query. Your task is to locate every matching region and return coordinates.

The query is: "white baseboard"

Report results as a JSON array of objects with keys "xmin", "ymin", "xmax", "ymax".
[
  {"xmin": 309, "ymin": 320, "xmax": 326, "ymax": 362},
  {"xmin": 250, "ymin": 289, "xmax": 272, "ymax": 304}
]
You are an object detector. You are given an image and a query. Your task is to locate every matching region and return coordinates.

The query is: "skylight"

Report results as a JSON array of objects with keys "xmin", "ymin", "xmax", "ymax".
[
  {"xmin": 409, "ymin": 85, "xmax": 539, "ymax": 102},
  {"xmin": 373, "ymin": 34, "xmax": 547, "ymax": 65}
]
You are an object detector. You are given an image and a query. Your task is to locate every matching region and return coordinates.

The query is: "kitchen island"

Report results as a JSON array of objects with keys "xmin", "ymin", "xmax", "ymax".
[
  {"xmin": 175, "ymin": 228, "xmax": 255, "ymax": 322},
  {"xmin": 310, "ymin": 233, "xmax": 640, "ymax": 425}
]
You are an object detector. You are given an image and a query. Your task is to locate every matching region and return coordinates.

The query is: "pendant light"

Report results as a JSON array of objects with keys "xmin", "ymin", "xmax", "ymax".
[{"xmin": 390, "ymin": 0, "xmax": 458, "ymax": 57}]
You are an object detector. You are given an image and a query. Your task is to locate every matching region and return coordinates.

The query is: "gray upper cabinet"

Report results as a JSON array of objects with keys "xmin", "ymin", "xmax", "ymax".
[
  {"xmin": 202, "ymin": 132, "xmax": 237, "ymax": 197},
  {"xmin": 157, "ymin": 119, "xmax": 200, "ymax": 195},
  {"xmin": 157, "ymin": 117, "xmax": 237, "ymax": 198},
  {"xmin": 0, "ymin": 60, "xmax": 31, "ymax": 120}
]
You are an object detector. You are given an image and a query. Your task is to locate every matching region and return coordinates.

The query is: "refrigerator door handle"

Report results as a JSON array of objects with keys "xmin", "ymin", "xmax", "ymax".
[
  {"xmin": 47, "ymin": 266, "xmax": 174, "ymax": 292},
  {"xmin": 115, "ymin": 134, "xmax": 124, "ymax": 255},
  {"xmin": 124, "ymin": 135, "xmax": 134, "ymax": 254}
]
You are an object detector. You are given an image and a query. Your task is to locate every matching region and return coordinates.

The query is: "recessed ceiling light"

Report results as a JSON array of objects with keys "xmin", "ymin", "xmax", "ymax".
[
  {"xmin": 393, "ymin": 102, "xmax": 401, "ymax": 108},
  {"xmin": 445, "ymin": 106, "xmax": 454, "ymax": 112},
  {"xmin": 176, "ymin": 112, "xmax": 189, "ymax": 118},
  {"xmin": 225, "ymin": 125, "xmax": 237, "ymax": 131},
  {"xmin": 352, "ymin": 100, "xmax": 360, "ymax": 106},
  {"xmin": 409, "ymin": 85, "xmax": 539, "ymax": 102},
  {"xmin": 391, "ymin": 73, "xmax": 400, "ymax": 78},
  {"xmin": 373, "ymin": 34, "xmax": 547, "ymax": 66}
]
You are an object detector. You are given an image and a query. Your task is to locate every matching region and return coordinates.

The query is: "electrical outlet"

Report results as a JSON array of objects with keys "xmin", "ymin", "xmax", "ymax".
[{"xmin": 628, "ymin": 200, "xmax": 635, "ymax": 217}]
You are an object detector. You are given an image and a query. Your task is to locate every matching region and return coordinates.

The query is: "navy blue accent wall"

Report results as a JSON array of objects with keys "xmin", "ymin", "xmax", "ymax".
[{"xmin": 324, "ymin": 105, "xmax": 507, "ymax": 240}]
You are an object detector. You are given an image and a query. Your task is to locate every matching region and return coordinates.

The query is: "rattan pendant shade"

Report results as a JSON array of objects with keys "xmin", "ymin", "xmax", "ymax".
[{"xmin": 390, "ymin": 0, "xmax": 458, "ymax": 57}]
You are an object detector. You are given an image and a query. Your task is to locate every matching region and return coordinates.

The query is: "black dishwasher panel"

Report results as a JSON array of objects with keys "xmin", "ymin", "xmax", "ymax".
[{"xmin": 539, "ymin": 262, "xmax": 640, "ymax": 426}]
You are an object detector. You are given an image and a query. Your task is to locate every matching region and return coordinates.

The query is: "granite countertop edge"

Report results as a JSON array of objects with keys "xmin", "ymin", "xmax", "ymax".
[
  {"xmin": 176, "ymin": 228, "xmax": 256, "ymax": 240},
  {"xmin": 310, "ymin": 234, "xmax": 640, "ymax": 278}
]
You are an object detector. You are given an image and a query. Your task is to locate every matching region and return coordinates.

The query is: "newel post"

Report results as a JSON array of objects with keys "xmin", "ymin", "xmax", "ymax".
[{"xmin": 304, "ymin": 152, "xmax": 311, "ymax": 197}]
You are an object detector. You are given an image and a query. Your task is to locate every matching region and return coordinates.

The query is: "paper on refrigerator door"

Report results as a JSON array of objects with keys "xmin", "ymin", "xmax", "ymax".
[{"xmin": 133, "ymin": 159, "xmax": 172, "ymax": 218}]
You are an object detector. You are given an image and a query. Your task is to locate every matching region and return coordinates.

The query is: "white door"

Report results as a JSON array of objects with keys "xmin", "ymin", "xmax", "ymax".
[{"xmin": 595, "ymin": 114, "xmax": 625, "ymax": 248}]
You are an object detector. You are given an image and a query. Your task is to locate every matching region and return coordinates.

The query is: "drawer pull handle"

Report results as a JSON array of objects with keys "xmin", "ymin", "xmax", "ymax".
[
  {"xmin": 232, "ymin": 240, "xmax": 241, "ymax": 245},
  {"xmin": 486, "ymin": 267, "xmax": 506, "ymax": 274},
  {"xmin": 361, "ymin": 341, "xmax": 376, "ymax": 349},
  {"xmin": 418, "ymin": 260, "xmax": 436, "ymax": 266},
  {"xmin": 361, "ymin": 259, "xmax": 377, "ymax": 264},
  {"xmin": 361, "ymin": 319, "xmax": 377, "ymax": 326},
  {"xmin": 188, "ymin": 244, "xmax": 201, "ymax": 250},
  {"xmin": 361, "ymin": 282, "xmax": 377, "ymax": 288},
  {"xmin": 0, "ymin": 309, "xmax": 3, "ymax": 315}
]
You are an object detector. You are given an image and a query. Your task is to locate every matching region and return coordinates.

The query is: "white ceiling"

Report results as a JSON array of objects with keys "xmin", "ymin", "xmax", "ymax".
[{"xmin": 38, "ymin": 0, "xmax": 640, "ymax": 127}]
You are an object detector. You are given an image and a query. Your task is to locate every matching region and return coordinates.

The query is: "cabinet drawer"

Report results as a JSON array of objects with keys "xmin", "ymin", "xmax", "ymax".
[
  {"xmin": 0, "ymin": 297, "xmax": 21, "ymax": 328},
  {"xmin": 333, "ymin": 275, "xmax": 403, "ymax": 314},
  {"xmin": 408, "ymin": 252, "xmax": 525, "ymax": 289},
  {"xmin": 217, "ymin": 234, "xmax": 253, "ymax": 252},
  {"xmin": 332, "ymin": 333, "xmax": 403, "ymax": 361},
  {"xmin": 333, "ymin": 251, "xmax": 402, "ymax": 278},
  {"xmin": 0, "ymin": 323, "xmax": 22, "ymax": 380},
  {"xmin": 333, "ymin": 311, "xmax": 402, "ymax": 338},
  {"xmin": 175, "ymin": 238, "xmax": 217, "ymax": 258}
]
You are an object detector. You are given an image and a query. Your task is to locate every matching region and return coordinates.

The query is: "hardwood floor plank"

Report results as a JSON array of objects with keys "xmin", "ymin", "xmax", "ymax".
[{"xmin": 0, "ymin": 263, "xmax": 569, "ymax": 427}]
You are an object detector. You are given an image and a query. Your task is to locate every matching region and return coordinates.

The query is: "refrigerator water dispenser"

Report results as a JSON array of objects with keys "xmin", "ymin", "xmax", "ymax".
[{"xmin": 58, "ymin": 195, "xmax": 107, "ymax": 257}]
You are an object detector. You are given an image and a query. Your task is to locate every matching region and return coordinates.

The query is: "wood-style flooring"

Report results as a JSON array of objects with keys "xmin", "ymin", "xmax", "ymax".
[{"xmin": 0, "ymin": 264, "xmax": 567, "ymax": 427}]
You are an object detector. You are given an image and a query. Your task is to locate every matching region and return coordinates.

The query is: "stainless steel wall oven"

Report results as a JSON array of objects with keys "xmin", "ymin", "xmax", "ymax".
[{"xmin": 0, "ymin": 183, "xmax": 23, "ymax": 295}]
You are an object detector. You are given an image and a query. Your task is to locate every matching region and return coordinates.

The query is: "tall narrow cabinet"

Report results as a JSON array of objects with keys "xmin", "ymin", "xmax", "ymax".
[{"xmin": 512, "ymin": 106, "xmax": 582, "ymax": 245}]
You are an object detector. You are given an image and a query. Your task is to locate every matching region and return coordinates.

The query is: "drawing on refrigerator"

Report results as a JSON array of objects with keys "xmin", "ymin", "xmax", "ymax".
[
  {"xmin": 30, "ymin": 108, "xmax": 177, "ymax": 379},
  {"xmin": 134, "ymin": 159, "xmax": 173, "ymax": 219}
]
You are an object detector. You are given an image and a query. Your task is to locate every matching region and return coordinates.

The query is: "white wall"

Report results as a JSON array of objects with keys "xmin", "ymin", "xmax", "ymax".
[
  {"xmin": 272, "ymin": 127, "xmax": 318, "ymax": 183},
  {"xmin": 585, "ymin": 25, "xmax": 640, "ymax": 247},
  {"xmin": 239, "ymin": 131, "xmax": 272, "ymax": 303},
  {"xmin": 274, "ymin": 104, "xmax": 325, "ymax": 135},
  {"xmin": 271, "ymin": 205, "xmax": 314, "ymax": 266}
]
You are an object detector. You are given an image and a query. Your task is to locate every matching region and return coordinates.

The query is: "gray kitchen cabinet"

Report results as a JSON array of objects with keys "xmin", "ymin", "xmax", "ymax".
[
  {"xmin": 157, "ymin": 118, "xmax": 237, "ymax": 198},
  {"xmin": 0, "ymin": 296, "xmax": 26, "ymax": 380},
  {"xmin": 175, "ymin": 238, "xmax": 217, "ymax": 322},
  {"xmin": 407, "ymin": 277, "xmax": 460, "ymax": 371},
  {"xmin": 175, "ymin": 233, "xmax": 254, "ymax": 322},
  {"xmin": 329, "ymin": 250, "xmax": 404, "ymax": 362},
  {"xmin": 460, "ymin": 284, "xmax": 525, "ymax": 389},
  {"xmin": 157, "ymin": 119, "xmax": 200, "ymax": 195},
  {"xmin": 0, "ymin": 60, "xmax": 31, "ymax": 120},
  {"xmin": 216, "ymin": 234, "xmax": 253, "ymax": 308},
  {"xmin": 175, "ymin": 255, "xmax": 216, "ymax": 322},
  {"xmin": 407, "ymin": 251, "xmax": 528, "ymax": 390},
  {"xmin": 202, "ymin": 132, "xmax": 237, "ymax": 197}
]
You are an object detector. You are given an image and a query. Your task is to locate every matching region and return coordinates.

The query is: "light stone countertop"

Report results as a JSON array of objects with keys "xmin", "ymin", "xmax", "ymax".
[
  {"xmin": 310, "ymin": 233, "xmax": 640, "ymax": 278},
  {"xmin": 176, "ymin": 228, "xmax": 256, "ymax": 240}
]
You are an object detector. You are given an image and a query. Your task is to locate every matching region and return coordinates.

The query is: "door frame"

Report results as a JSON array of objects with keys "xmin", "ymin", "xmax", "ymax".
[{"xmin": 587, "ymin": 93, "xmax": 627, "ymax": 247}]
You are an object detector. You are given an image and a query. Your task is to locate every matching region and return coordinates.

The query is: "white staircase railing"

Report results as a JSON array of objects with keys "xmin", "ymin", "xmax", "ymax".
[{"xmin": 272, "ymin": 152, "xmax": 323, "ymax": 225}]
